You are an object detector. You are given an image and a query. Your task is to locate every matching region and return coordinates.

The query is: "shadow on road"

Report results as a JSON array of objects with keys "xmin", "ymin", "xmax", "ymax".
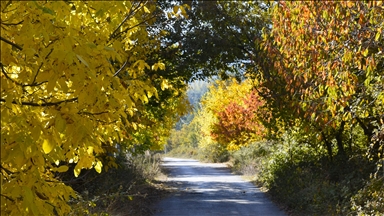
[{"xmin": 152, "ymin": 157, "xmax": 286, "ymax": 216}]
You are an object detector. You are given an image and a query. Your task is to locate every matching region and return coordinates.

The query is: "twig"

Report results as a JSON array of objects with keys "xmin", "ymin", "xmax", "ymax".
[
  {"xmin": 0, "ymin": 36, "xmax": 22, "ymax": 50},
  {"xmin": 113, "ymin": 60, "xmax": 128, "ymax": 77},
  {"xmin": 1, "ymin": 20, "xmax": 23, "ymax": 26},
  {"xmin": 0, "ymin": 97, "xmax": 78, "ymax": 107},
  {"xmin": 1, "ymin": 194, "xmax": 15, "ymax": 202}
]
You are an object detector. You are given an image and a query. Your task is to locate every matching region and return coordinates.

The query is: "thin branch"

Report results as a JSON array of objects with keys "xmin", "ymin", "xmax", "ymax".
[
  {"xmin": 109, "ymin": 1, "xmax": 144, "ymax": 41},
  {"xmin": 1, "ymin": 165, "xmax": 15, "ymax": 175},
  {"xmin": 1, "ymin": 20, "xmax": 23, "ymax": 26},
  {"xmin": 1, "ymin": 63, "xmax": 47, "ymax": 87},
  {"xmin": 1, "ymin": 0, "xmax": 12, "ymax": 13},
  {"xmin": 1, "ymin": 63, "xmax": 23, "ymax": 85},
  {"xmin": 30, "ymin": 62, "xmax": 44, "ymax": 86},
  {"xmin": 0, "ymin": 194, "xmax": 15, "ymax": 202},
  {"xmin": 0, "ymin": 97, "xmax": 78, "ymax": 107},
  {"xmin": 0, "ymin": 36, "xmax": 22, "ymax": 50},
  {"xmin": 113, "ymin": 60, "xmax": 128, "ymax": 77},
  {"xmin": 110, "ymin": 15, "xmax": 131, "ymax": 40},
  {"xmin": 114, "ymin": 13, "xmax": 158, "ymax": 39},
  {"xmin": 78, "ymin": 111, "xmax": 109, "ymax": 116}
]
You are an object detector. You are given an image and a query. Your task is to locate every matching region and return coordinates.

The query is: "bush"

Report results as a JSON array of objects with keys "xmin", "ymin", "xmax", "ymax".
[
  {"xmin": 68, "ymin": 152, "xmax": 164, "ymax": 215},
  {"xmin": 198, "ymin": 141, "xmax": 229, "ymax": 163},
  {"xmin": 165, "ymin": 145, "xmax": 198, "ymax": 159},
  {"xmin": 230, "ymin": 141, "xmax": 273, "ymax": 176},
  {"xmin": 350, "ymin": 177, "xmax": 384, "ymax": 215},
  {"xmin": 257, "ymin": 144, "xmax": 376, "ymax": 215}
]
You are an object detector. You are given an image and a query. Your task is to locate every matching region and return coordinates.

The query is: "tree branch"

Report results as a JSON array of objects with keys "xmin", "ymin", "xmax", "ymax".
[
  {"xmin": 1, "ymin": 63, "xmax": 47, "ymax": 87},
  {"xmin": 113, "ymin": 60, "xmax": 128, "ymax": 77},
  {"xmin": 0, "ymin": 36, "xmax": 22, "ymax": 50},
  {"xmin": 0, "ymin": 194, "xmax": 15, "ymax": 202},
  {"xmin": 1, "ymin": 20, "xmax": 23, "ymax": 26},
  {"xmin": 109, "ymin": 1, "xmax": 144, "ymax": 41},
  {"xmin": 78, "ymin": 111, "xmax": 109, "ymax": 116},
  {"xmin": 0, "ymin": 97, "xmax": 78, "ymax": 107}
]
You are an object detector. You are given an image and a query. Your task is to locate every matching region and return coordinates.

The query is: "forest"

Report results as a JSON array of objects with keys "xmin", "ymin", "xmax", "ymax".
[{"xmin": 1, "ymin": 1, "xmax": 383, "ymax": 215}]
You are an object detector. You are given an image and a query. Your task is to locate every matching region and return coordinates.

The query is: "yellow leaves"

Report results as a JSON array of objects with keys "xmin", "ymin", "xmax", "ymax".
[
  {"xmin": 94, "ymin": 160, "xmax": 103, "ymax": 173},
  {"xmin": 133, "ymin": 59, "xmax": 150, "ymax": 71},
  {"xmin": 375, "ymin": 28, "xmax": 382, "ymax": 41},
  {"xmin": 87, "ymin": 146, "xmax": 94, "ymax": 155},
  {"xmin": 152, "ymin": 62, "xmax": 166, "ymax": 71},
  {"xmin": 74, "ymin": 167, "xmax": 81, "ymax": 178},
  {"xmin": 173, "ymin": 5, "xmax": 179, "ymax": 14},
  {"xmin": 1, "ymin": 0, "xmax": 176, "ymax": 214},
  {"xmin": 42, "ymin": 139, "xmax": 54, "ymax": 154},
  {"xmin": 346, "ymin": 1, "xmax": 354, "ymax": 8},
  {"xmin": 161, "ymin": 79, "xmax": 170, "ymax": 90},
  {"xmin": 52, "ymin": 165, "xmax": 69, "ymax": 173},
  {"xmin": 143, "ymin": 6, "xmax": 151, "ymax": 13},
  {"xmin": 55, "ymin": 114, "xmax": 66, "ymax": 133},
  {"xmin": 172, "ymin": 4, "xmax": 190, "ymax": 19},
  {"xmin": 76, "ymin": 54, "xmax": 90, "ymax": 68}
]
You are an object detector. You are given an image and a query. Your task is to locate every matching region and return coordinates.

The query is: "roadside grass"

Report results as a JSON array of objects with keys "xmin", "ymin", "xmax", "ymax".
[
  {"xmin": 165, "ymin": 139, "xmax": 383, "ymax": 215},
  {"xmin": 165, "ymin": 145, "xmax": 198, "ymax": 159},
  {"xmin": 65, "ymin": 152, "xmax": 170, "ymax": 216},
  {"xmin": 228, "ymin": 141, "xmax": 382, "ymax": 216}
]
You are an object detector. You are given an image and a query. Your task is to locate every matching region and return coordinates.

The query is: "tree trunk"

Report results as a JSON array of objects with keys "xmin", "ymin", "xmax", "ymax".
[{"xmin": 336, "ymin": 121, "xmax": 346, "ymax": 157}]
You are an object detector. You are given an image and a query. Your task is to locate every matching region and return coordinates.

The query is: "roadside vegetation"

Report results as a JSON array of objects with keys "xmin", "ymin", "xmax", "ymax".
[
  {"xmin": 67, "ymin": 152, "xmax": 167, "ymax": 216},
  {"xmin": 168, "ymin": 78, "xmax": 383, "ymax": 215},
  {"xmin": 167, "ymin": 2, "xmax": 383, "ymax": 215}
]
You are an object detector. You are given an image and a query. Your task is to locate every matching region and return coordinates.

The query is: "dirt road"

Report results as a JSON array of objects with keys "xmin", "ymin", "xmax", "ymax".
[{"xmin": 152, "ymin": 157, "xmax": 286, "ymax": 216}]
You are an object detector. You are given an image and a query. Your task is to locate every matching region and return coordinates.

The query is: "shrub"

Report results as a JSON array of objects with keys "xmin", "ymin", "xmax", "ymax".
[
  {"xmin": 198, "ymin": 141, "xmax": 229, "ymax": 163},
  {"xmin": 68, "ymin": 152, "xmax": 163, "ymax": 215}
]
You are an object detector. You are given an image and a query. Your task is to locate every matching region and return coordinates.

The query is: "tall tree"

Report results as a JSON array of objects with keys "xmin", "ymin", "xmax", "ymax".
[
  {"xmin": 154, "ymin": 0, "xmax": 271, "ymax": 80},
  {"xmin": 0, "ymin": 1, "xmax": 187, "ymax": 214},
  {"xmin": 251, "ymin": 1, "xmax": 384, "ymax": 159}
]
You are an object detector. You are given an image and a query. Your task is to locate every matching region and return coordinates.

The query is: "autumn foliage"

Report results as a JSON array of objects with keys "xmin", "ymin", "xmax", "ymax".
[
  {"xmin": 211, "ymin": 90, "xmax": 266, "ymax": 149},
  {"xmin": 1, "ymin": 1, "xmax": 188, "ymax": 215}
]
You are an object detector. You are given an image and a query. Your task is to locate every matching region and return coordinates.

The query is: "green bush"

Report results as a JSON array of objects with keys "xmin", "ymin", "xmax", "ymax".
[
  {"xmin": 198, "ymin": 142, "xmax": 229, "ymax": 163},
  {"xmin": 230, "ymin": 141, "xmax": 274, "ymax": 176},
  {"xmin": 350, "ymin": 177, "xmax": 384, "ymax": 215},
  {"xmin": 166, "ymin": 145, "xmax": 198, "ymax": 159},
  {"xmin": 257, "ymin": 143, "xmax": 376, "ymax": 215}
]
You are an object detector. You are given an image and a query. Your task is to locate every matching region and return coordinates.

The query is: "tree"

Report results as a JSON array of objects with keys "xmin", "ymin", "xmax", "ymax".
[
  {"xmin": 251, "ymin": 1, "xmax": 384, "ymax": 159},
  {"xmin": 154, "ymin": 0, "xmax": 271, "ymax": 81},
  {"xmin": 1, "ymin": 1, "xmax": 187, "ymax": 214},
  {"xmin": 196, "ymin": 78, "xmax": 267, "ymax": 151},
  {"xmin": 211, "ymin": 90, "xmax": 266, "ymax": 150}
]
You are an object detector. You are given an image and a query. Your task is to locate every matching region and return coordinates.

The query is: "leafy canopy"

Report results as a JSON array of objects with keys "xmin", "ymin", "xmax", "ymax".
[{"xmin": 1, "ymin": 1, "xmax": 187, "ymax": 215}]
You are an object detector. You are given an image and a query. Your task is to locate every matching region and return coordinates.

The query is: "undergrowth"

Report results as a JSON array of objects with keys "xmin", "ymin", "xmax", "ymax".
[
  {"xmin": 229, "ymin": 139, "xmax": 382, "ymax": 216},
  {"xmin": 64, "ymin": 152, "xmax": 166, "ymax": 216}
]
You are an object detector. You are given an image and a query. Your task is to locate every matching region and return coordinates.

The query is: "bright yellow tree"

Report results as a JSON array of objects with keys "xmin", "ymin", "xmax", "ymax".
[
  {"xmin": 0, "ymin": 1, "xmax": 182, "ymax": 215},
  {"xmin": 198, "ymin": 78, "xmax": 257, "ymax": 152}
]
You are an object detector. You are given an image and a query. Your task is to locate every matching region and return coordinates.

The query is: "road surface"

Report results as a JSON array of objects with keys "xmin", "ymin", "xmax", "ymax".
[{"xmin": 152, "ymin": 157, "xmax": 286, "ymax": 216}]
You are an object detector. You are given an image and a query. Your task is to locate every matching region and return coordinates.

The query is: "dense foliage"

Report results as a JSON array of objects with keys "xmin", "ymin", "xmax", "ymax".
[
  {"xmin": 167, "ymin": 1, "xmax": 383, "ymax": 215},
  {"xmin": 2, "ymin": 0, "xmax": 383, "ymax": 215},
  {"xmin": 1, "ymin": 1, "xmax": 189, "ymax": 215}
]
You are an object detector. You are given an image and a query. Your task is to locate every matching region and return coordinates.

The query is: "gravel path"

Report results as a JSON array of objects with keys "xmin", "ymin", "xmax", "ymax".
[{"xmin": 152, "ymin": 157, "xmax": 286, "ymax": 216}]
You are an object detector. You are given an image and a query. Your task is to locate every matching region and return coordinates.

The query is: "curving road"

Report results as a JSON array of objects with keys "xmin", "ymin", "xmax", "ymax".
[{"xmin": 152, "ymin": 157, "xmax": 286, "ymax": 216}]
